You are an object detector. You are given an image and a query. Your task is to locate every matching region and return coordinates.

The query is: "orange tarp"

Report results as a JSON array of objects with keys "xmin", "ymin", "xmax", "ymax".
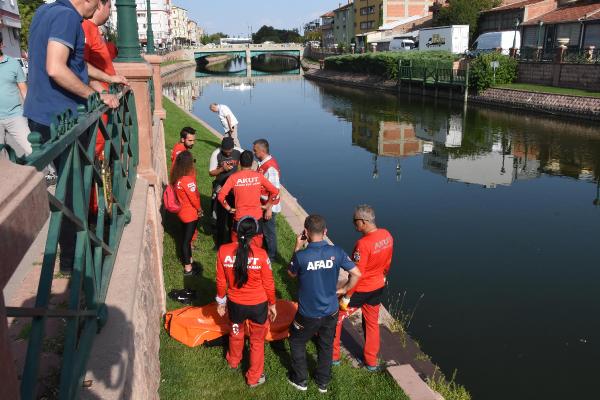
[{"xmin": 164, "ymin": 300, "xmax": 298, "ymax": 347}]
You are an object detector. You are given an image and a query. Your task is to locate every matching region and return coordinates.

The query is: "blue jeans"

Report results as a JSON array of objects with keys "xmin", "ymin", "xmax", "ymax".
[{"xmin": 262, "ymin": 212, "xmax": 278, "ymax": 259}]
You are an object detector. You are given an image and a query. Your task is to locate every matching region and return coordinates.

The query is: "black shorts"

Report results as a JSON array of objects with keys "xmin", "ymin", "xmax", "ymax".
[
  {"xmin": 349, "ymin": 287, "xmax": 384, "ymax": 308},
  {"xmin": 227, "ymin": 300, "xmax": 268, "ymax": 325}
]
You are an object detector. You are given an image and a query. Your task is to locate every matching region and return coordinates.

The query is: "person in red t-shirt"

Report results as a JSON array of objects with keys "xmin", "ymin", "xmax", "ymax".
[
  {"xmin": 332, "ymin": 204, "xmax": 394, "ymax": 370},
  {"xmin": 216, "ymin": 216, "xmax": 277, "ymax": 388},
  {"xmin": 217, "ymin": 151, "xmax": 279, "ymax": 247},
  {"xmin": 171, "ymin": 127, "xmax": 196, "ymax": 169},
  {"xmin": 171, "ymin": 151, "xmax": 202, "ymax": 276}
]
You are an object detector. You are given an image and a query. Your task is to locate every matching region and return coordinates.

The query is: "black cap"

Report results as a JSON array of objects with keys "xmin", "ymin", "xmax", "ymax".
[{"xmin": 221, "ymin": 137, "xmax": 234, "ymax": 150}]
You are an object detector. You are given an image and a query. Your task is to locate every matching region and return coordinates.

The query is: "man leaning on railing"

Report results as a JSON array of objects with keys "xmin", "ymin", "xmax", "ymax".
[{"xmin": 22, "ymin": 0, "xmax": 127, "ymax": 274}]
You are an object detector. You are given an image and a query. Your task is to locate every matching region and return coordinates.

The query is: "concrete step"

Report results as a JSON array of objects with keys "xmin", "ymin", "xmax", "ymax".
[{"xmin": 387, "ymin": 364, "xmax": 444, "ymax": 400}]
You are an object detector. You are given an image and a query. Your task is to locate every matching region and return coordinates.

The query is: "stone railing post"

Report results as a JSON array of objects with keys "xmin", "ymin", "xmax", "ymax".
[
  {"xmin": 144, "ymin": 55, "xmax": 166, "ymax": 119},
  {"xmin": 0, "ymin": 160, "xmax": 49, "ymax": 400}
]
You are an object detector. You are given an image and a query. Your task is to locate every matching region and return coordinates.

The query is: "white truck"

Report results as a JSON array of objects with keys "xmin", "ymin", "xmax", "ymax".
[
  {"xmin": 470, "ymin": 31, "xmax": 521, "ymax": 56},
  {"xmin": 418, "ymin": 25, "xmax": 470, "ymax": 54}
]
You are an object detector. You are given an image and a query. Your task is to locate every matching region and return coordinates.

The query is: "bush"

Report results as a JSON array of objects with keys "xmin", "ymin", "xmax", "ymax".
[
  {"xmin": 324, "ymin": 51, "xmax": 458, "ymax": 80},
  {"xmin": 469, "ymin": 53, "xmax": 517, "ymax": 92}
]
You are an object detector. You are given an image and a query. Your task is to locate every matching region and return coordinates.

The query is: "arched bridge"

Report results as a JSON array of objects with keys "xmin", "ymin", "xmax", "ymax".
[{"xmin": 194, "ymin": 44, "xmax": 303, "ymax": 75}]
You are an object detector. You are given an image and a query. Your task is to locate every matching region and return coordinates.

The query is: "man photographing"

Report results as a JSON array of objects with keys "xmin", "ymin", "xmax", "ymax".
[{"xmin": 287, "ymin": 215, "xmax": 361, "ymax": 393}]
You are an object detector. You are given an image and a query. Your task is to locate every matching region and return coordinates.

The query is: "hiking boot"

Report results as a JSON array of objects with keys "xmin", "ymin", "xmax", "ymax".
[
  {"xmin": 287, "ymin": 377, "xmax": 307, "ymax": 391},
  {"xmin": 248, "ymin": 374, "xmax": 265, "ymax": 388}
]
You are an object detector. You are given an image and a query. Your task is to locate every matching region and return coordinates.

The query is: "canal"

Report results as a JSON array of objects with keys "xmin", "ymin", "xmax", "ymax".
[{"xmin": 163, "ymin": 66, "xmax": 600, "ymax": 400}]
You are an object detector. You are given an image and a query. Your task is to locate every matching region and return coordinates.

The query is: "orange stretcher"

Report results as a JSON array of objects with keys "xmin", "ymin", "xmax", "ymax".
[{"xmin": 164, "ymin": 299, "xmax": 298, "ymax": 347}]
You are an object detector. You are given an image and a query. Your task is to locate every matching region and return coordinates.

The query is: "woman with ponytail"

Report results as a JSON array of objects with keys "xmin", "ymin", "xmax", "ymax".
[
  {"xmin": 170, "ymin": 150, "xmax": 202, "ymax": 276},
  {"xmin": 215, "ymin": 216, "xmax": 277, "ymax": 388}
]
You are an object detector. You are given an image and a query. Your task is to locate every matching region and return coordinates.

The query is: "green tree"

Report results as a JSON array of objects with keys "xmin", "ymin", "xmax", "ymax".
[
  {"xmin": 18, "ymin": 0, "xmax": 45, "ymax": 50},
  {"xmin": 252, "ymin": 25, "xmax": 302, "ymax": 44},
  {"xmin": 434, "ymin": 0, "xmax": 501, "ymax": 38},
  {"xmin": 201, "ymin": 32, "xmax": 227, "ymax": 45}
]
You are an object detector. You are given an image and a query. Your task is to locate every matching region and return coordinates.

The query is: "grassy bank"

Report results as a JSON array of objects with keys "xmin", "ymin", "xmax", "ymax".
[
  {"xmin": 159, "ymin": 97, "xmax": 409, "ymax": 399},
  {"xmin": 160, "ymin": 59, "xmax": 190, "ymax": 67},
  {"xmin": 494, "ymin": 83, "xmax": 600, "ymax": 98}
]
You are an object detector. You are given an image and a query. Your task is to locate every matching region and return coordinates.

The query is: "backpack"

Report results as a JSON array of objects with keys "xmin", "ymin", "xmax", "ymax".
[{"xmin": 163, "ymin": 184, "xmax": 181, "ymax": 213}]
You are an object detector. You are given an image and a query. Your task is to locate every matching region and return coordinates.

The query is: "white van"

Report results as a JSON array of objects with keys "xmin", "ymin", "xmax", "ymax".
[
  {"xmin": 390, "ymin": 38, "xmax": 416, "ymax": 51},
  {"xmin": 471, "ymin": 31, "xmax": 521, "ymax": 56}
]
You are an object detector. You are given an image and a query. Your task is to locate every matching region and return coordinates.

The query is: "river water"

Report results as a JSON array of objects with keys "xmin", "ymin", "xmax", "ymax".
[{"xmin": 163, "ymin": 66, "xmax": 600, "ymax": 400}]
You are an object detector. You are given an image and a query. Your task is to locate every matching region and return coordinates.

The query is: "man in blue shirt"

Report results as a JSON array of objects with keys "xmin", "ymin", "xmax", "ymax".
[
  {"xmin": 0, "ymin": 32, "xmax": 31, "ymax": 158},
  {"xmin": 287, "ymin": 214, "xmax": 361, "ymax": 393},
  {"xmin": 24, "ymin": 0, "xmax": 122, "ymax": 143}
]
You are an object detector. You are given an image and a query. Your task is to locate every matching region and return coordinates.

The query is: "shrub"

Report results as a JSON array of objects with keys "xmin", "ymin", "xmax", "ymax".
[
  {"xmin": 324, "ymin": 51, "xmax": 458, "ymax": 80},
  {"xmin": 469, "ymin": 53, "xmax": 517, "ymax": 92}
]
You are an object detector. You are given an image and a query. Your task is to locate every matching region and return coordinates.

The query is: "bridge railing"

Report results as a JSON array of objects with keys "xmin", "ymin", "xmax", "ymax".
[{"xmin": 2, "ymin": 85, "xmax": 138, "ymax": 400}]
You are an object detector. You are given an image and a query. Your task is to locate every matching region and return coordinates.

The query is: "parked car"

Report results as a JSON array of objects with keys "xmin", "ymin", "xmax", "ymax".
[
  {"xmin": 390, "ymin": 37, "xmax": 416, "ymax": 51},
  {"xmin": 469, "ymin": 31, "xmax": 521, "ymax": 56}
]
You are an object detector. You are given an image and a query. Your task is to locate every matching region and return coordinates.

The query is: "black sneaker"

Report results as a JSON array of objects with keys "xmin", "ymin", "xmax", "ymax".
[
  {"xmin": 248, "ymin": 374, "xmax": 266, "ymax": 388},
  {"xmin": 317, "ymin": 384, "xmax": 328, "ymax": 393},
  {"xmin": 183, "ymin": 268, "xmax": 198, "ymax": 277},
  {"xmin": 168, "ymin": 289, "xmax": 195, "ymax": 305},
  {"xmin": 287, "ymin": 377, "xmax": 307, "ymax": 391}
]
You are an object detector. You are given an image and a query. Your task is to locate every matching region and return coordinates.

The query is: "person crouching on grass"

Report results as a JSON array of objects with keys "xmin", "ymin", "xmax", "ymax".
[
  {"xmin": 216, "ymin": 216, "xmax": 277, "ymax": 388},
  {"xmin": 171, "ymin": 151, "xmax": 202, "ymax": 276}
]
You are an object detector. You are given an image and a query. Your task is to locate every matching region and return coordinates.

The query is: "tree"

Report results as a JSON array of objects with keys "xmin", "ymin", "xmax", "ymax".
[
  {"xmin": 252, "ymin": 25, "xmax": 302, "ymax": 44},
  {"xmin": 434, "ymin": 0, "xmax": 501, "ymax": 39},
  {"xmin": 304, "ymin": 30, "xmax": 322, "ymax": 43},
  {"xmin": 201, "ymin": 32, "xmax": 227, "ymax": 45},
  {"xmin": 18, "ymin": 0, "xmax": 45, "ymax": 50}
]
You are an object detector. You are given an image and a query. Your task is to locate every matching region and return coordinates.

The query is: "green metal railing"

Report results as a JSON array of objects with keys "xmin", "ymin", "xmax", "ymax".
[
  {"xmin": 3, "ymin": 85, "xmax": 138, "ymax": 400},
  {"xmin": 398, "ymin": 65, "xmax": 468, "ymax": 86}
]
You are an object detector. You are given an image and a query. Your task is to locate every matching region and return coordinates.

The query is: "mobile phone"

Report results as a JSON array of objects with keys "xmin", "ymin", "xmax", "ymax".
[{"xmin": 300, "ymin": 231, "xmax": 307, "ymax": 241}]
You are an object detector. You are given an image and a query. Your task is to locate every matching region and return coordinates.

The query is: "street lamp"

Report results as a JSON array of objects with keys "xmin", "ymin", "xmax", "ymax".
[
  {"xmin": 115, "ymin": 0, "xmax": 143, "ymax": 62},
  {"xmin": 511, "ymin": 18, "xmax": 520, "ymax": 57},
  {"xmin": 146, "ymin": 0, "xmax": 155, "ymax": 54}
]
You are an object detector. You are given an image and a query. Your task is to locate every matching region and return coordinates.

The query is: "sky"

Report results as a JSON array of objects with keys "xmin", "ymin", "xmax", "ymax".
[{"xmin": 172, "ymin": 0, "xmax": 346, "ymax": 37}]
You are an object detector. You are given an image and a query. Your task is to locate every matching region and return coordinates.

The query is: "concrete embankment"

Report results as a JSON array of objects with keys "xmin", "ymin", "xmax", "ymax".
[
  {"xmin": 165, "ymin": 98, "xmax": 445, "ymax": 400},
  {"xmin": 303, "ymin": 67, "xmax": 600, "ymax": 122}
]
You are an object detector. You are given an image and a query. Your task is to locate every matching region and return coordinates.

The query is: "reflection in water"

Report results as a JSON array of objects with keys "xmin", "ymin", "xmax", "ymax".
[
  {"xmin": 195, "ymin": 53, "xmax": 301, "ymax": 78},
  {"xmin": 316, "ymin": 81, "xmax": 600, "ymax": 193}
]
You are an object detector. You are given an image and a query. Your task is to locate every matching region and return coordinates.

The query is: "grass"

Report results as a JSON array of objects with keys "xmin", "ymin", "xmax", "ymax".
[
  {"xmin": 159, "ymin": 96, "xmax": 409, "ymax": 399},
  {"xmin": 494, "ymin": 83, "xmax": 600, "ymax": 98},
  {"xmin": 160, "ymin": 59, "xmax": 190, "ymax": 67}
]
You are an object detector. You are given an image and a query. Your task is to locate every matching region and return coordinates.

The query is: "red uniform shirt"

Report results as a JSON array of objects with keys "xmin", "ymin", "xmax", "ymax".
[
  {"xmin": 349, "ymin": 228, "xmax": 394, "ymax": 295},
  {"xmin": 217, "ymin": 169, "xmax": 279, "ymax": 221},
  {"xmin": 256, "ymin": 156, "xmax": 281, "ymax": 206},
  {"xmin": 216, "ymin": 243, "xmax": 276, "ymax": 305},
  {"xmin": 171, "ymin": 143, "xmax": 187, "ymax": 168},
  {"xmin": 175, "ymin": 175, "xmax": 200, "ymax": 223},
  {"xmin": 82, "ymin": 20, "xmax": 116, "ymax": 158}
]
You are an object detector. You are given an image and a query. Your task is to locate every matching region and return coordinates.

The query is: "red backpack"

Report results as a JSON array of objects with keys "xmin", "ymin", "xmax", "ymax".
[{"xmin": 163, "ymin": 184, "xmax": 181, "ymax": 213}]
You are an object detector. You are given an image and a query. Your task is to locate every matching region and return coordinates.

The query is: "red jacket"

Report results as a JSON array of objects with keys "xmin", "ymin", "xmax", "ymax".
[
  {"xmin": 217, "ymin": 169, "xmax": 279, "ymax": 221},
  {"xmin": 171, "ymin": 143, "xmax": 187, "ymax": 169},
  {"xmin": 175, "ymin": 175, "xmax": 200, "ymax": 223},
  {"xmin": 349, "ymin": 228, "xmax": 394, "ymax": 295},
  {"xmin": 216, "ymin": 243, "xmax": 276, "ymax": 305}
]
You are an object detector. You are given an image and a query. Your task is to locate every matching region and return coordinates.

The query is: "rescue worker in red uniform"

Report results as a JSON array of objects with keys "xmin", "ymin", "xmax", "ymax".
[
  {"xmin": 216, "ymin": 216, "xmax": 277, "ymax": 388},
  {"xmin": 171, "ymin": 127, "xmax": 196, "ymax": 169},
  {"xmin": 332, "ymin": 204, "xmax": 394, "ymax": 370},
  {"xmin": 217, "ymin": 151, "xmax": 279, "ymax": 248},
  {"xmin": 171, "ymin": 151, "xmax": 202, "ymax": 276}
]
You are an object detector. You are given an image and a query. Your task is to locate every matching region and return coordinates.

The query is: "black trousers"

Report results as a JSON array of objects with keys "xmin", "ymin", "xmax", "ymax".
[
  {"xmin": 215, "ymin": 192, "xmax": 234, "ymax": 247},
  {"xmin": 289, "ymin": 310, "xmax": 338, "ymax": 386},
  {"xmin": 181, "ymin": 219, "xmax": 198, "ymax": 265}
]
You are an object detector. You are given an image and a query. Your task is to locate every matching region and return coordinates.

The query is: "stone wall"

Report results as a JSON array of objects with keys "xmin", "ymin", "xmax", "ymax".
[
  {"xmin": 471, "ymin": 88, "xmax": 600, "ymax": 120},
  {"xmin": 518, "ymin": 62, "xmax": 600, "ymax": 91}
]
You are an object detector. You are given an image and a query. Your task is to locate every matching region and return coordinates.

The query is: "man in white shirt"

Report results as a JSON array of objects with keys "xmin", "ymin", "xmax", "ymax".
[
  {"xmin": 253, "ymin": 138, "xmax": 281, "ymax": 260},
  {"xmin": 210, "ymin": 103, "xmax": 240, "ymax": 147}
]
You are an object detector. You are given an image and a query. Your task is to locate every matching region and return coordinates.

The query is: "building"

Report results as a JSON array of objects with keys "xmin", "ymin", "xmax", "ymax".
[
  {"xmin": 478, "ymin": 0, "xmax": 558, "ymax": 34},
  {"xmin": 109, "ymin": 0, "xmax": 171, "ymax": 50},
  {"xmin": 321, "ymin": 11, "xmax": 335, "ymax": 48},
  {"xmin": 196, "ymin": 25, "xmax": 204, "ymax": 45},
  {"xmin": 304, "ymin": 18, "xmax": 321, "ymax": 33},
  {"xmin": 354, "ymin": 0, "xmax": 435, "ymax": 49},
  {"xmin": 187, "ymin": 19, "xmax": 198, "ymax": 45},
  {"xmin": 521, "ymin": 1, "xmax": 600, "ymax": 55},
  {"xmin": 333, "ymin": 3, "xmax": 355, "ymax": 48},
  {"xmin": 1, "ymin": 0, "xmax": 21, "ymax": 57},
  {"xmin": 170, "ymin": 5, "xmax": 188, "ymax": 46}
]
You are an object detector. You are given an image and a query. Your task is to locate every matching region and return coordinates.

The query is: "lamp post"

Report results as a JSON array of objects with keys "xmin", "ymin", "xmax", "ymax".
[
  {"xmin": 511, "ymin": 18, "xmax": 520, "ymax": 57},
  {"xmin": 536, "ymin": 20, "xmax": 544, "ymax": 61},
  {"xmin": 146, "ymin": 0, "xmax": 155, "ymax": 54},
  {"xmin": 115, "ymin": 0, "xmax": 143, "ymax": 62}
]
